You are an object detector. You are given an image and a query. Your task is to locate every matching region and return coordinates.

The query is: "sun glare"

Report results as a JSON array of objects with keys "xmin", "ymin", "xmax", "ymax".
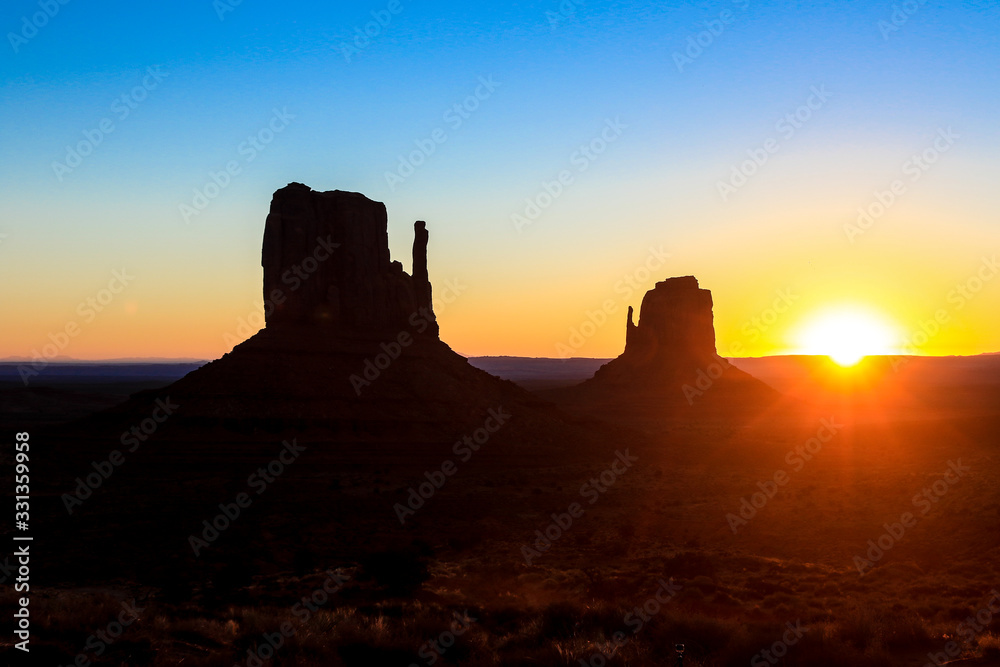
[{"xmin": 794, "ymin": 308, "xmax": 899, "ymax": 366}]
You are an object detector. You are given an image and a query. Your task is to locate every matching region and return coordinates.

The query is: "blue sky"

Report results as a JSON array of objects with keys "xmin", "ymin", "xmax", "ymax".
[{"xmin": 2, "ymin": 0, "xmax": 998, "ymax": 359}]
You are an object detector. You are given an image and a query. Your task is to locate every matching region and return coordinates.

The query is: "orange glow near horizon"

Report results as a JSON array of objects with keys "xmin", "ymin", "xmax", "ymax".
[
  {"xmin": 1, "ymin": 211, "xmax": 997, "ymax": 362},
  {"xmin": 791, "ymin": 307, "xmax": 901, "ymax": 366}
]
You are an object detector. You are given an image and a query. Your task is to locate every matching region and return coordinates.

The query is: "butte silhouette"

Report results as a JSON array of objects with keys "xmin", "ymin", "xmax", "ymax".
[
  {"xmin": 89, "ymin": 183, "xmax": 590, "ymax": 443},
  {"xmin": 82, "ymin": 184, "xmax": 774, "ymax": 440},
  {"xmin": 542, "ymin": 275, "xmax": 776, "ymax": 425}
]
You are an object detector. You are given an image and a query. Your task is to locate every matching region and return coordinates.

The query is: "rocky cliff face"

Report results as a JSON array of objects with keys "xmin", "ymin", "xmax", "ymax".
[
  {"xmin": 87, "ymin": 183, "xmax": 575, "ymax": 442},
  {"xmin": 621, "ymin": 276, "xmax": 718, "ymax": 368},
  {"xmin": 547, "ymin": 275, "xmax": 776, "ymax": 421},
  {"xmin": 592, "ymin": 276, "xmax": 723, "ymax": 386},
  {"xmin": 261, "ymin": 183, "xmax": 436, "ymax": 337}
]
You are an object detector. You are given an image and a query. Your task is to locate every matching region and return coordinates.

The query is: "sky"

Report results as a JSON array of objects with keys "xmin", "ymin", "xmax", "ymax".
[{"xmin": 1, "ymin": 0, "xmax": 998, "ymax": 361}]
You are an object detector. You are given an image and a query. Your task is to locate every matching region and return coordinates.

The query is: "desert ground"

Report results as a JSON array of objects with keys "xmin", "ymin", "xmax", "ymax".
[{"xmin": 2, "ymin": 354, "xmax": 1000, "ymax": 666}]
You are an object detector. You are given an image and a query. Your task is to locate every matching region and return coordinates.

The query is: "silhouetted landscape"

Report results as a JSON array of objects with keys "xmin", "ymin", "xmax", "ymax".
[
  {"xmin": 5, "ymin": 4, "xmax": 1000, "ymax": 665},
  {"xmin": 3, "ymin": 185, "xmax": 999, "ymax": 666}
]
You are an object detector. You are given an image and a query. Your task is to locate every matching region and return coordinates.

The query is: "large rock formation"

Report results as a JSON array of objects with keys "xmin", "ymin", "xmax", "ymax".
[
  {"xmin": 39, "ymin": 184, "xmax": 623, "ymax": 591},
  {"xmin": 83, "ymin": 184, "xmax": 573, "ymax": 443},
  {"xmin": 584, "ymin": 276, "xmax": 732, "ymax": 388},
  {"xmin": 617, "ymin": 276, "xmax": 718, "ymax": 374},
  {"xmin": 261, "ymin": 183, "xmax": 436, "ymax": 336},
  {"xmin": 545, "ymin": 276, "xmax": 776, "ymax": 422}
]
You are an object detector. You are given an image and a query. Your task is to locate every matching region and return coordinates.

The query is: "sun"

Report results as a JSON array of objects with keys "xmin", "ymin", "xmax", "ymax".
[{"xmin": 793, "ymin": 307, "xmax": 900, "ymax": 366}]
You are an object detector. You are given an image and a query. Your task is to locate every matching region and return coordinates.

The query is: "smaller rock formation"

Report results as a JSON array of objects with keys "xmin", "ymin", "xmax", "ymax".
[
  {"xmin": 412, "ymin": 220, "xmax": 432, "ymax": 313},
  {"xmin": 592, "ymin": 276, "xmax": 725, "ymax": 386},
  {"xmin": 545, "ymin": 275, "xmax": 777, "ymax": 423}
]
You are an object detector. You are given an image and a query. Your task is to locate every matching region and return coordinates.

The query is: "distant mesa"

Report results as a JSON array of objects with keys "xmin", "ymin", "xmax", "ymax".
[
  {"xmin": 601, "ymin": 276, "xmax": 719, "ymax": 382},
  {"xmin": 546, "ymin": 275, "xmax": 775, "ymax": 416}
]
